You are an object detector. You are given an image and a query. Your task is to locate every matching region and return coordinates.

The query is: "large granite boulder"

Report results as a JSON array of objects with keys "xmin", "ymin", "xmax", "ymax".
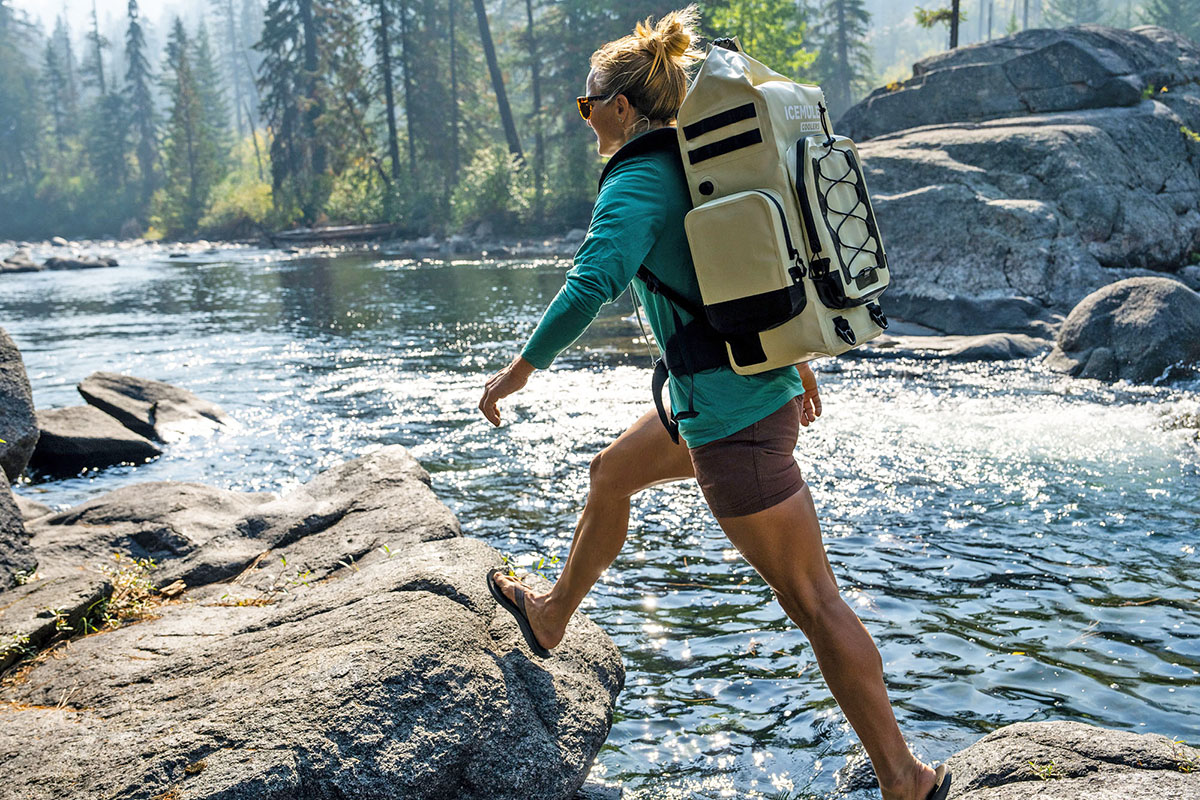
[
  {"xmin": 838, "ymin": 25, "xmax": 1200, "ymax": 141},
  {"xmin": 0, "ymin": 327, "xmax": 39, "ymax": 481},
  {"xmin": 0, "ymin": 470, "xmax": 36, "ymax": 592},
  {"xmin": 0, "ymin": 446, "xmax": 623, "ymax": 800},
  {"xmin": 78, "ymin": 371, "xmax": 232, "ymax": 442},
  {"xmin": 835, "ymin": 25, "xmax": 1200, "ymax": 326},
  {"xmin": 947, "ymin": 720, "xmax": 1200, "ymax": 798},
  {"xmin": 1046, "ymin": 276, "xmax": 1200, "ymax": 382},
  {"xmin": 27, "ymin": 405, "xmax": 162, "ymax": 477}
]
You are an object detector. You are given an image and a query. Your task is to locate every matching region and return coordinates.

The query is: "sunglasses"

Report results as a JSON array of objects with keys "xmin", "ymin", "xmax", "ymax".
[{"xmin": 576, "ymin": 94, "xmax": 610, "ymax": 120}]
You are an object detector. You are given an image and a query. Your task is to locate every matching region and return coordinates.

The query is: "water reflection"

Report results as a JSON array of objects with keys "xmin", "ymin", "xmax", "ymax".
[{"xmin": 3, "ymin": 247, "xmax": 1198, "ymax": 799}]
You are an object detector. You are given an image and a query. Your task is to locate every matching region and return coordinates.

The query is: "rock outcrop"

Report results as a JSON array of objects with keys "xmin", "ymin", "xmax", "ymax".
[
  {"xmin": 947, "ymin": 720, "xmax": 1200, "ymax": 798},
  {"xmin": 839, "ymin": 25, "xmax": 1199, "ymax": 141},
  {"xmin": 0, "ymin": 327, "xmax": 39, "ymax": 481},
  {"xmin": 0, "ymin": 446, "xmax": 624, "ymax": 800},
  {"xmin": 1046, "ymin": 276, "xmax": 1200, "ymax": 382},
  {"xmin": 27, "ymin": 406, "xmax": 163, "ymax": 477},
  {"xmin": 834, "ymin": 26, "xmax": 1200, "ymax": 329},
  {"xmin": 78, "ymin": 370, "xmax": 233, "ymax": 442}
]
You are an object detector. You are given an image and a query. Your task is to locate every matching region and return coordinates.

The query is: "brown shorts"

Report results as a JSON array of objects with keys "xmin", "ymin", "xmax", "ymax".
[{"xmin": 688, "ymin": 396, "xmax": 806, "ymax": 519}]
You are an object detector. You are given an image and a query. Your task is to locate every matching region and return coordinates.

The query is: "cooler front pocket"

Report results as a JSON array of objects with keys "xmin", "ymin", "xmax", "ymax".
[
  {"xmin": 683, "ymin": 189, "xmax": 807, "ymax": 337},
  {"xmin": 788, "ymin": 135, "xmax": 890, "ymax": 309}
]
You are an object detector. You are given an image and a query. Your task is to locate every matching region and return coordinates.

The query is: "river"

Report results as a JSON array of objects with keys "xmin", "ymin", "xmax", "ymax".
[{"xmin": 3, "ymin": 241, "xmax": 1198, "ymax": 799}]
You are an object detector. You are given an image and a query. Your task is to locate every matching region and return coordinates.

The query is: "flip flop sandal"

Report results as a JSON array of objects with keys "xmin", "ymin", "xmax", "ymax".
[
  {"xmin": 925, "ymin": 764, "xmax": 951, "ymax": 800},
  {"xmin": 487, "ymin": 567, "xmax": 552, "ymax": 658}
]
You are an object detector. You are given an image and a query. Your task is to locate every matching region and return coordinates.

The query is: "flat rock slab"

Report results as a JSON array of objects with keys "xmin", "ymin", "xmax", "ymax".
[
  {"xmin": 948, "ymin": 720, "xmax": 1200, "ymax": 799},
  {"xmin": 1047, "ymin": 276, "xmax": 1200, "ymax": 382},
  {"xmin": 27, "ymin": 405, "xmax": 162, "ymax": 477},
  {"xmin": 0, "ymin": 570, "xmax": 110, "ymax": 672},
  {"xmin": 862, "ymin": 332, "xmax": 1051, "ymax": 361},
  {"xmin": 0, "ymin": 326, "xmax": 39, "ymax": 481},
  {"xmin": 28, "ymin": 446, "xmax": 463, "ymax": 590},
  {"xmin": 0, "ymin": 446, "xmax": 624, "ymax": 800},
  {"xmin": 78, "ymin": 371, "xmax": 232, "ymax": 442},
  {"xmin": 0, "ymin": 471, "xmax": 35, "ymax": 592}
]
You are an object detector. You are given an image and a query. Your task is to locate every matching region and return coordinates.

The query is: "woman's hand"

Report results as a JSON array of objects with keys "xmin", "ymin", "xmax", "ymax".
[
  {"xmin": 479, "ymin": 356, "xmax": 536, "ymax": 426},
  {"xmin": 796, "ymin": 362, "xmax": 822, "ymax": 427}
]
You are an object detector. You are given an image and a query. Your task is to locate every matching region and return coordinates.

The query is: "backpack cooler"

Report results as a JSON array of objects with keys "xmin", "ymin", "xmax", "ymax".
[{"xmin": 672, "ymin": 40, "xmax": 891, "ymax": 374}]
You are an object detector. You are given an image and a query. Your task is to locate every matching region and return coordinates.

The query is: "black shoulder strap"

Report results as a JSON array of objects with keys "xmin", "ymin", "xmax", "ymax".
[{"xmin": 634, "ymin": 265, "xmax": 705, "ymax": 321}]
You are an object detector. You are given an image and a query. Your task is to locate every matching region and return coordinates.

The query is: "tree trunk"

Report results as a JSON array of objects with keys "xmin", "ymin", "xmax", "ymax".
[
  {"xmin": 472, "ymin": 0, "xmax": 523, "ymax": 162},
  {"xmin": 525, "ymin": 0, "xmax": 543, "ymax": 223},
  {"xmin": 397, "ymin": 0, "xmax": 419, "ymax": 185},
  {"xmin": 221, "ymin": 0, "xmax": 246, "ymax": 138},
  {"xmin": 951, "ymin": 0, "xmax": 960, "ymax": 47},
  {"xmin": 449, "ymin": 0, "xmax": 460, "ymax": 183},
  {"xmin": 376, "ymin": 0, "xmax": 402, "ymax": 182},
  {"xmin": 299, "ymin": 0, "xmax": 325, "ymax": 220}
]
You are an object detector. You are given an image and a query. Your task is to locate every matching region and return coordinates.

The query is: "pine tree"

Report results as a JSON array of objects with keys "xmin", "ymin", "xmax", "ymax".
[
  {"xmin": 159, "ymin": 18, "xmax": 229, "ymax": 234},
  {"xmin": 43, "ymin": 40, "xmax": 71, "ymax": 156},
  {"xmin": 1142, "ymin": 0, "xmax": 1200, "ymax": 40},
  {"xmin": 256, "ymin": 0, "xmax": 365, "ymax": 223},
  {"xmin": 1044, "ymin": 0, "xmax": 1108, "ymax": 25},
  {"xmin": 0, "ymin": 1, "xmax": 42, "ymax": 189},
  {"xmin": 83, "ymin": 0, "xmax": 110, "ymax": 96},
  {"xmin": 811, "ymin": 0, "xmax": 873, "ymax": 121},
  {"xmin": 126, "ymin": 0, "xmax": 158, "ymax": 211}
]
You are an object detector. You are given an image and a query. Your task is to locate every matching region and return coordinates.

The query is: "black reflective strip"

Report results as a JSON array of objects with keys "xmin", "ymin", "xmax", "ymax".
[
  {"xmin": 687, "ymin": 129, "xmax": 763, "ymax": 165},
  {"xmin": 681, "ymin": 103, "xmax": 757, "ymax": 141}
]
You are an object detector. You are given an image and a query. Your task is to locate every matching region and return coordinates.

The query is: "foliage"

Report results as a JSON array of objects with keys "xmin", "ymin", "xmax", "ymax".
[
  {"xmin": 1182, "ymin": 125, "xmax": 1200, "ymax": 144},
  {"xmin": 94, "ymin": 551, "xmax": 161, "ymax": 629},
  {"xmin": 1142, "ymin": 0, "xmax": 1200, "ymax": 41},
  {"xmin": 913, "ymin": 6, "xmax": 964, "ymax": 29},
  {"xmin": 0, "ymin": 0, "xmax": 900, "ymax": 240},
  {"xmin": 199, "ymin": 131, "xmax": 276, "ymax": 235},
  {"xmin": 702, "ymin": 0, "xmax": 818, "ymax": 80},
  {"xmin": 450, "ymin": 144, "xmax": 533, "ymax": 231},
  {"xmin": 1043, "ymin": 0, "xmax": 1109, "ymax": 26},
  {"xmin": 1027, "ymin": 759, "xmax": 1062, "ymax": 780},
  {"xmin": 811, "ymin": 0, "xmax": 874, "ymax": 120},
  {"xmin": 153, "ymin": 18, "xmax": 232, "ymax": 237}
]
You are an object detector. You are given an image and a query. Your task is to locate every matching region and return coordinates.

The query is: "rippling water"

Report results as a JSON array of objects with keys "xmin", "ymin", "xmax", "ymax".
[{"xmin": 4, "ymin": 243, "xmax": 1198, "ymax": 799}]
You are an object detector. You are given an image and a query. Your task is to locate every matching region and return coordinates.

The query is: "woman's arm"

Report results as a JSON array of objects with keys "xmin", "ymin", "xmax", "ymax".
[
  {"xmin": 479, "ymin": 158, "xmax": 669, "ymax": 424},
  {"xmin": 796, "ymin": 362, "xmax": 821, "ymax": 427},
  {"xmin": 479, "ymin": 354, "xmax": 536, "ymax": 426}
]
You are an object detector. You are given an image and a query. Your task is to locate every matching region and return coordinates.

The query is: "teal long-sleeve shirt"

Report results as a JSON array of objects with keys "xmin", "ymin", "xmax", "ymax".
[{"xmin": 521, "ymin": 130, "xmax": 804, "ymax": 448}]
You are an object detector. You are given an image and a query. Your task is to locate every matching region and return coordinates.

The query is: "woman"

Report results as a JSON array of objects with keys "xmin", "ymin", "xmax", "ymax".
[{"xmin": 479, "ymin": 8, "xmax": 950, "ymax": 800}]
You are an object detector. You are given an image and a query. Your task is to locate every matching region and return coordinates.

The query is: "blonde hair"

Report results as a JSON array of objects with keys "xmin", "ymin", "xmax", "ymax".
[{"xmin": 590, "ymin": 6, "xmax": 704, "ymax": 126}]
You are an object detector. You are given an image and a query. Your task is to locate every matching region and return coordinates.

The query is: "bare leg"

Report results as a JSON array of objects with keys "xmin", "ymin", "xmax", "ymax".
[
  {"xmin": 713, "ymin": 484, "xmax": 938, "ymax": 800},
  {"xmin": 492, "ymin": 408, "xmax": 695, "ymax": 649}
]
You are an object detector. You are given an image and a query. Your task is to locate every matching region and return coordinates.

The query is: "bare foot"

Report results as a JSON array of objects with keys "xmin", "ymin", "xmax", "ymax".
[
  {"xmin": 492, "ymin": 573, "xmax": 567, "ymax": 650},
  {"xmin": 879, "ymin": 758, "xmax": 938, "ymax": 800}
]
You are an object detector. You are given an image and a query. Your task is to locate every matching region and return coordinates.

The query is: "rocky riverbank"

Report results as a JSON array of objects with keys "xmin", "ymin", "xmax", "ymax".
[{"xmin": 839, "ymin": 24, "xmax": 1200, "ymax": 331}]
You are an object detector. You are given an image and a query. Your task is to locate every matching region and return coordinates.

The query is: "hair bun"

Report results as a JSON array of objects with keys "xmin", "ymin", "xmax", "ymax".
[{"xmin": 636, "ymin": 5, "xmax": 700, "ymax": 78}]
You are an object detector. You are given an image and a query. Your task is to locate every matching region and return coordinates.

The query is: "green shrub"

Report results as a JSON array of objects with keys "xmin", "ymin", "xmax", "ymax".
[{"xmin": 449, "ymin": 144, "xmax": 532, "ymax": 233}]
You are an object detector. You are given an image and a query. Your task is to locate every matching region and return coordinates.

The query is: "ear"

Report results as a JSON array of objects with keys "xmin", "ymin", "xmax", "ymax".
[{"xmin": 613, "ymin": 93, "xmax": 631, "ymax": 121}]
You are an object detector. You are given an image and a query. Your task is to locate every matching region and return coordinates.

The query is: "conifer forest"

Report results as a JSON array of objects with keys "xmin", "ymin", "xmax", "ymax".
[{"xmin": 0, "ymin": 0, "xmax": 1195, "ymax": 241}]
